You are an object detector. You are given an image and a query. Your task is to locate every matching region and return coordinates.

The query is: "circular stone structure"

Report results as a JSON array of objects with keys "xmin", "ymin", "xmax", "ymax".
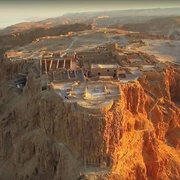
[{"xmin": 77, "ymin": 99, "xmax": 114, "ymax": 113}]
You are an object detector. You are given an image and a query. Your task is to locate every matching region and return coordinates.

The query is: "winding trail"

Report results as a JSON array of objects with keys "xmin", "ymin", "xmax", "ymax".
[{"xmin": 65, "ymin": 37, "xmax": 78, "ymax": 52}]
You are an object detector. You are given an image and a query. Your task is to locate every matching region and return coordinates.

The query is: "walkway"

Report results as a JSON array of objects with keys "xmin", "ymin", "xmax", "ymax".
[{"xmin": 64, "ymin": 37, "xmax": 78, "ymax": 52}]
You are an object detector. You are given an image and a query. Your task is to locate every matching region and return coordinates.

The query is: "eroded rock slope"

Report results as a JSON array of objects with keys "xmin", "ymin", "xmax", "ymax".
[{"xmin": 0, "ymin": 58, "xmax": 180, "ymax": 180}]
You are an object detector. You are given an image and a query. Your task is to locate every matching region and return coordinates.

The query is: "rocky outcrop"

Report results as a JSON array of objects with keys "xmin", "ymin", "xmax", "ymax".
[
  {"xmin": 104, "ymin": 78, "xmax": 180, "ymax": 179},
  {"xmin": 0, "ymin": 59, "xmax": 180, "ymax": 179},
  {"xmin": 165, "ymin": 66, "xmax": 180, "ymax": 101},
  {"xmin": 0, "ymin": 57, "xmax": 23, "ymax": 81}
]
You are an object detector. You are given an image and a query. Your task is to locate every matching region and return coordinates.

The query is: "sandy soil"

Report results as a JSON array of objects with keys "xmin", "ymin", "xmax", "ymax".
[
  {"xmin": 137, "ymin": 39, "xmax": 180, "ymax": 63},
  {"xmin": 7, "ymin": 29, "xmax": 129, "ymax": 60}
]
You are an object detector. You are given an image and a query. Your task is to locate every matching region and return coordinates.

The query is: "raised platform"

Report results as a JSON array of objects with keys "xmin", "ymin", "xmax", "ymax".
[{"xmin": 77, "ymin": 99, "xmax": 114, "ymax": 113}]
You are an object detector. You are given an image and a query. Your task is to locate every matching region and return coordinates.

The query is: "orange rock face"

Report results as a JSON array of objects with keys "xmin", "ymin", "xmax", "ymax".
[
  {"xmin": 0, "ymin": 58, "xmax": 180, "ymax": 179},
  {"xmin": 106, "ymin": 67, "xmax": 180, "ymax": 180}
]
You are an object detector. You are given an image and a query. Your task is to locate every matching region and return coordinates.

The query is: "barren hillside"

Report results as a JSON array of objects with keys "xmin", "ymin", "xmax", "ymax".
[
  {"xmin": 0, "ymin": 23, "xmax": 92, "ymax": 54},
  {"xmin": 120, "ymin": 16, "xmax": 180, "ymax": 39},
  {"xmin": 1, "ymin": 7, "xmax": 180, "ymax": 36}
]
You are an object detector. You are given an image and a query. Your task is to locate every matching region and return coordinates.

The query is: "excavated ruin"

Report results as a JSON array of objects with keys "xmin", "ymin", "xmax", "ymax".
[{"xmin": 0, "ymin": 56, "xmax": 180, "ymax": 180}]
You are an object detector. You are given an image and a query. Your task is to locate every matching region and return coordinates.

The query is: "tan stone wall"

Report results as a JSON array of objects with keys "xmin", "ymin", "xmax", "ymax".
[
  {"xmin": 77, "ymin": 100, "xmax": 114, "ymax": 114},
  {"xmin": 115, "ymin": 53, "xmax": 127, "ymax": 66},
  {"xmin": 91, "ymin": 67, "xmax": 117, "ymax": 77}
]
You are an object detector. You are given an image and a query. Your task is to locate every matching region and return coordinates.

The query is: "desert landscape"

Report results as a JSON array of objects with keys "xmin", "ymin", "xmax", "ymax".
[{"xmin": 0, "ymin": 4, "xmax": 180, "ymax": 180}]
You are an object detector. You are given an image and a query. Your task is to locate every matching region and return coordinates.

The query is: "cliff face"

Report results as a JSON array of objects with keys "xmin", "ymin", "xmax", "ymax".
[
  {"xmin": 0, "ymin": 59, "xmax": 180, "ymax": 180},
  {"xmin": 0, "ymin": 60, "xmax": 106, "ymax": 179},
  {"xmin": 106, "ymin": 81, "xmax": 180, "ymax": 180},
  {"xmin": 0, "ymin": 57, "xmax": 23, "ymax": 81},
  {"xmin": 166, "ymin": 66, "xmax": 180, "ymax": 101}
]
